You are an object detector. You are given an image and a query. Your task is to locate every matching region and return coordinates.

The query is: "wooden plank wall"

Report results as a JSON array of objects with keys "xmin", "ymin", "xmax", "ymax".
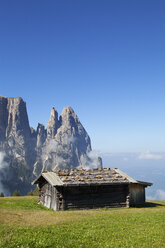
[
  {"xmin": 39, "ymin": 183, "xmax": 51, "ymax": 208},
  {"xmin": 39, "ymin": 181, "xmax": 131, "ymax": 210},
  {"xmin": 57, "ymin": 184, "xmax": 129, "ymax": 210},
  {"xmin": 129, "ymin": 184, "xmax": 145, "ymax": 206}
]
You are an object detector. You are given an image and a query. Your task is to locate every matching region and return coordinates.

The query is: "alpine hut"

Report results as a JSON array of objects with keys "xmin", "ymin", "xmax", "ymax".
[{"xmin": 33, "ymin": 167, "xmax": 152, "ymax": 210}]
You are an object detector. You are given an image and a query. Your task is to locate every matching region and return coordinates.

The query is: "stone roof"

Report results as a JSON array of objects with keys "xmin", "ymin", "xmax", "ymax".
[{"xmin": 33, "ymin": 167, "xmax": 152, "ymax": 187}]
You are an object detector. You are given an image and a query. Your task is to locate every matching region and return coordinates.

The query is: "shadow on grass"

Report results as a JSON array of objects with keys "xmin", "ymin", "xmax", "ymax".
[{"xmin": 133, "ymin": 201, "xmax": 165, "ymax": 208}]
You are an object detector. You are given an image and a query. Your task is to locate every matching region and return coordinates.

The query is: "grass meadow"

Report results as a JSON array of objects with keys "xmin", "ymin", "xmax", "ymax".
[{"xmin": 0, "ymin": 196, "xmax": 165, "ymax": 248}]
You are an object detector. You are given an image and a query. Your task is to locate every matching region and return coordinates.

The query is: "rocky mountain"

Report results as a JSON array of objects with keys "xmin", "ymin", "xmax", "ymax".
[{"xmin": 0, "ymin": 96, "xmax": 91, "ymax": 195}]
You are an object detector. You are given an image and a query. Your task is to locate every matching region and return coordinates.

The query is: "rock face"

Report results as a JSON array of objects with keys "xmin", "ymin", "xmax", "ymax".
[{"xmin": 0, "ymin": 96, "xmax": 91, "ymax": 195}]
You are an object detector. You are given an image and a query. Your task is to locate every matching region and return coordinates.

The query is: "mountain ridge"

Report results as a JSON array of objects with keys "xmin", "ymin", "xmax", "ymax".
[{"xmin": 0, "ymin": 96, "xmax": 91, "ymax": 195}]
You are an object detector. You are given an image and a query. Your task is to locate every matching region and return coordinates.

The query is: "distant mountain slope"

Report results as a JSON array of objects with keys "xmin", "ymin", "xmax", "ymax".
[{"xmin": 0, "ymin": 96, "xmax": 91, "ymax": 195}]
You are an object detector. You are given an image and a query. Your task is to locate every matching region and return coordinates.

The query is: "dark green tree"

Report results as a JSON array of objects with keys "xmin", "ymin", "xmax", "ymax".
[
  {"xmin": 13, "ymin": 190, "xmax": 21, "ymax": 196},
  {"xmin": 0, "ymin": 192, "xmax": 4, "ymax": 197},
  {"xmin": 33, "ymin": 187, "xmax": 39, "ymax": 196},
  {"xmin": 27, "ymin": 191, "xmax": 33, "ymax": 196},
  {"xmin": 27, "ymin": 187, "xmax": 39, "ymax": 196}
]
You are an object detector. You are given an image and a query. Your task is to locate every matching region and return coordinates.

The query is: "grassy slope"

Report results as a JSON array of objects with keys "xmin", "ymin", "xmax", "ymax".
[{"xmin": 0, "ymin": 197, "xmax": 165, "ymax": 248}]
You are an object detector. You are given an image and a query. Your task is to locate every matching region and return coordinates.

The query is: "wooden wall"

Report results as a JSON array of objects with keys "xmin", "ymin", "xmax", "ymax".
[
  {"xmin": 38, "ymin": 181, "xmax": 147, "ymax": 210},
  {"xmin": 38, "ymin": 180, "xmax": 63, "ymax": 210},
  {"xmin": 129, "ymin": 184, "xmax": 145, "ymax": 206},
  {"xmin": 57, "ymin": 184, "xmax": 129, "ymax": 210}
]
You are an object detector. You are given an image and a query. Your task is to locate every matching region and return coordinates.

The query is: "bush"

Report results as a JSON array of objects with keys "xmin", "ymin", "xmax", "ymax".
[
  {"xmin": 27, "ymin": 191, "xmax": 33, "ymax": 196},
  {"xmin": 27, "ymin": 187, "xmax": 39, "ymax": 196},
  {"xmin": 0, "ymin": 192, "xmax": 4, "ymax": 197},
  {"xmin": 13, "ymin": 190, "xmax": 21, "ymax": 196},
  {"xmin": 33, "ymin": 187, "xmax": 39, "ymax": 196}
]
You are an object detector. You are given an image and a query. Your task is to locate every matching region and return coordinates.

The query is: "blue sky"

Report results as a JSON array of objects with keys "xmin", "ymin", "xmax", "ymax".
[{"xmin": 1, "ymin": 0, "xmax": 165, "ymax": 152}]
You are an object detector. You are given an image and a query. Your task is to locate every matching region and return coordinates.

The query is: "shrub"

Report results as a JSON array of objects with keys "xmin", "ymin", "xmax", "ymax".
[
  {"xmin": 27, "ymin": 187, "xmax": 39, "ymax": 196},
  {"xmin": 33, "ymin": 187, "xmax": 39, "ymax": 196},
  {"xmin": 13, "ymin": 190, "xmax": 21, "ymax": 196},
  {"xmin": 27, "ymin": 191, "xmax": 33, "ymax": 196},
  {"xmin": 0, "ymin": 192, "xmax": 4, "ymax": 197}
]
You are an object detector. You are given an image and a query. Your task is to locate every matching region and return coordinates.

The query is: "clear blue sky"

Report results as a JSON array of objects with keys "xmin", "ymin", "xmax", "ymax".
[{"xmin": 1, "ymin": 0, "xmax": 165, "ymax": 152}]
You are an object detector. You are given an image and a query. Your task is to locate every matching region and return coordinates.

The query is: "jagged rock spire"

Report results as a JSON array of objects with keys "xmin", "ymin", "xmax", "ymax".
[
  {"xmin": 0, "ymin": 96, "xmax": 31, "ymax": 140},
  {"xmin": 36, "ymin": 123, "xmax": 46, "ymax": 148},
  {"xmin": 47, "ymin": 107, "xmax": 59, "ymax": 138}
]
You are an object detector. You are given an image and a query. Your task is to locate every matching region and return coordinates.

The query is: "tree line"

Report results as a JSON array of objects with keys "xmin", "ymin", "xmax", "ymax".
[{"xmin": 0, "ymin": 188, "xmax": 39, "ymax": 197}]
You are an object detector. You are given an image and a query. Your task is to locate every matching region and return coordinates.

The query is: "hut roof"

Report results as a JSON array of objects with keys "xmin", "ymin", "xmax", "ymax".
[{"xmin": 33, "ymin": 167, "xmax": 152, "ymax": 187}]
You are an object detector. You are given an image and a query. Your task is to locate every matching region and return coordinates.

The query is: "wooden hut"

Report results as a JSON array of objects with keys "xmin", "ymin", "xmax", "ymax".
[{"xmin": 33, "ymin": 167, "xmax": 152, "ymax": 210}]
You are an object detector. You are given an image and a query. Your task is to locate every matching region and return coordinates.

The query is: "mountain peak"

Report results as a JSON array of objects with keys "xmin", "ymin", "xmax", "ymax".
[
  {"xmin": 62, "ymin": 106, "xmax": 75, "ymax": 114},
  {"xmin": 0, "ymin": 97, "xmax": 92, "ymax": 195},
  {"xmin": 47, "ymin": 107, "xmax": 59, "ymax": 138},
  {"xmin": 50, "ymin": 107, "xmax": 57, "ymax": 117}
]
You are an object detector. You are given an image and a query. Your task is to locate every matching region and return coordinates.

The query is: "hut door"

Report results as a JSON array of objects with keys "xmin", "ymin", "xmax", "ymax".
[
  {"xmin": 51, "ymin": 187, "xmax": 57, "ymax": 210},
  {"xmin": 44, "ymin": 184, "xmax": 51, "ymax": 208}
]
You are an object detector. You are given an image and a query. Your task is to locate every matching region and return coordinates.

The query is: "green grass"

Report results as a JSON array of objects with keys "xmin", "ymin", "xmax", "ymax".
[
  {"xmin": 0, "ymin": 197, "xmax": 165, "ymax": 248},
  {"xmin": 0, "ymin": 196, "xmax": 47, "ymax": 210}
]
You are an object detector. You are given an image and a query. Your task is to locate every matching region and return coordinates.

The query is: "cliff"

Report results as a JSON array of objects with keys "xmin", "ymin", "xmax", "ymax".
[{"xmin": 0, "ymin": 96, "xmax": 91, "ymax": 195}]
